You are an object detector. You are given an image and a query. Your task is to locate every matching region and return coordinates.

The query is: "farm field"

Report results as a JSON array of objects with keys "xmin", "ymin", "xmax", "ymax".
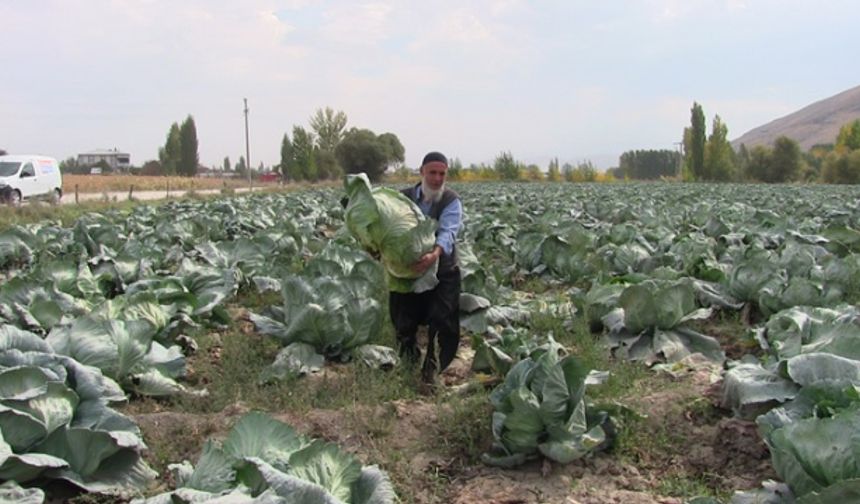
[{"xmin": 2, "ymin": 181, "xmax": 860, "ymax": 503}]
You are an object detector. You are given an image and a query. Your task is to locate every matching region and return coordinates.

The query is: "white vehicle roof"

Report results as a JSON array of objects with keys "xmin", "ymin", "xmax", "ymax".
[{"xmin": 0, "ymin": 155, "xmax": 58, "ymax": 163}]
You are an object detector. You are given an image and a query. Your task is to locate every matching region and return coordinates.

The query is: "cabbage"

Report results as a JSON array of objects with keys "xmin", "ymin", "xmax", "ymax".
[{"xmin": 344, "ymin": 174, "xmax": 439, "ymax": 293}]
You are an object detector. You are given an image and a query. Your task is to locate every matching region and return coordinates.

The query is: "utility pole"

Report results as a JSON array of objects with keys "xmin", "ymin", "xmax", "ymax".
[{"xmin": 244, "ymin": 98, "xmax": 251, "ymax": 189}]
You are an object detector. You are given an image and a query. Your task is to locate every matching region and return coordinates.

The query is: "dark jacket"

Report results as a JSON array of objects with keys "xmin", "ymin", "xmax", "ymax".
[{"xmin": 401, "ymin": 184, "xmax": 460, "ymax": 273}]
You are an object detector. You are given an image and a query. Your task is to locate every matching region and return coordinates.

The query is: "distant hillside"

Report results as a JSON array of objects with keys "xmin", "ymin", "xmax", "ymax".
[{"xmin": 732, "ymin": 84, "xmax": 860, "ymax": 150}]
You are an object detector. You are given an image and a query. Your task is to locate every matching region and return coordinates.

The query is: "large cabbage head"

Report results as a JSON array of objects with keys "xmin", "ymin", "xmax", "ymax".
[{"xmin": 344, "ymin": 174, "xmax": 438, "ymax": 293}]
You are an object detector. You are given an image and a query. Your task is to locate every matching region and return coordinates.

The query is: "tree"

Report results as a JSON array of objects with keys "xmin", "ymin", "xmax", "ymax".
[
  {"xmin": 141, "ymin": 160, "xmax": 163, "ymax": 176},
  {"xmin": 562, "ymin": 162, "xmax": 574, "ymax": 182},
  {"xmin": 315, "ymin": 149, "xmax": 340, "ymax": 180},
  {"xmin": 744, "ymin": 145, "xmax": 772, "ymax": 182},
  {"xmin": 619, "ymin": 150, "xmax": 678, "ymax": 180},
  {"xmin": 236, "ymin": 156, "xmax": 247, "ymax": 177},
  {"xmin": 770, "ymin": 136, "xmax": 804, "ymax": 183},
  {"xmin": 572, "ymin": 161, "xmax": 598, "ymax": 182},
  {"xmin": 547, "ymin": 157, "xmax": 561, "ymax": 182},
  {"xmin": 309, "ymin": 107, "xmax": 348, "ymax": 152},
  {"xmin": 279, "ymin": 133, "xmax": 293, "ymax": 179},
  {"xmin": 292, "ymin": 126, "xmax": 317, "ymax": 181},
  {"xmin": 494, "ymin": 151, "xmax": 519, "ymax": 180},
  {"xmin": 159, "ymin": 122, "xmax": 181, "ymax": 176},
  {"xmin": 223, "ymin": 156, "xmax": 231, "ymax": 172},
  {"xmin": 525, "ymin": 164, "xmax": 543, "ymax": 181},
  {"xmin": 836, "ymin": 120, "xmax": 860, "ymax": 152},
  {"xmin": 821, "ymin": 150, "xmax": 860, "ymax": 184},
  {"xmin": 178, "ymin": 115, "xmax": 199, "ymax": 177},
  {"xmin": 58, "ymin": 157, "xmax": 80, "ymax": 174},
  {"xmin": 448, "ymin": 157, "xmax": 463, "ymax": 180},
  {"xmin": 736, "ymin": 144, "xmax": 750, "ymax": 178},
  {"xmin": 704, "ymin": 115, "xmax": 736, "ymax": 181},
  {"xmin": 377, "ymin": 132, "xmax": 405, "ymax": 172},
  {"xmin": 685, "ymin": 102, "xmax": 706, "ymax": 180},
  {"xmin": 0, "ymin": 149, "xmax": 7, "ymax": 156},
  {"xmin": 335, "ymin": 128, "xmax": 391, "ymax": 182}
]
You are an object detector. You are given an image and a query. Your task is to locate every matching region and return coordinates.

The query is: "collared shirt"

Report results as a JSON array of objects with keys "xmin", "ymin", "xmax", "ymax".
[{"xmin": 413, "ymin": 185, "xmax": 462, "ymax": 256}]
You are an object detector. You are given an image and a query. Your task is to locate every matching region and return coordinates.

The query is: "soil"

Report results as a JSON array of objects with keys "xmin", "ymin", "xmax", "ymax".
[{"xmin": 131, "ymin": 349, "xmax": 776, "ymax": 503}]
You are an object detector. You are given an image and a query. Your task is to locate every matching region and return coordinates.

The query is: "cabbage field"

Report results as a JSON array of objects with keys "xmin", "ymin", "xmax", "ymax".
[{"xmin": 2, "ymin": 182, "xmax": 860, "ymax": 503}]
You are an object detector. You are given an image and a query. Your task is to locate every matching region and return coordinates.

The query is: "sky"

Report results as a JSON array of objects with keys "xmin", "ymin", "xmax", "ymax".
[{"xmin": 1, "ymin": 1, "xmax": 858, "ymax": 171}]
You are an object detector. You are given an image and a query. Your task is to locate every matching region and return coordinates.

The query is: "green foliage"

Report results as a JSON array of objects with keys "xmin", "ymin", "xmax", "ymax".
[
  {"xmin": 335, "ymin": 128, "xmax": 394, "ymax": 182},
  {"xmin": 0, "ymin": 327, "xmax": 157, "ymax": 495},
  {"xmin": 433, "ymin": 392, "xmax": 494, "ymax": 464},
  {"xmin": 157, "ymin": 117, "xmax": 198, "ymax": 177},
  {"xmin": 222, "ymin": 156, "xmax": 231, "ymax": 172},
  {"xmin": 315, "ymin": 149, "xmax": 341, "ymax": 180},
  {"xmin": 739, "ymin": 136, "xmax": 805, "ymax": 183},
  {"xmin": 448, "ymin": 156, "xmax": 464, "ymax": 180},
  {"xmin": 561, "ymin": 161, "xmax": 598, "ymax": 182},
  {"xmin": 279, "ymin": 133, "xmax": 293, "ymax": 178},
  {"xmin": 159, "ymin": 122, "xmax": 182, "ymax": 176},
  {"xmin": 377, "ymin": 132, "xmax": 405, "ymax": 172},
  {"xmin": 821, "ymin": 150, "xmax": 860, "ymax": 184},
  {"xmin": 771, "ymin": 136, "xmax": 805, "ymax": 183},
  {"xmin": 494, "ymin": 151, "xmax": 520, "ymax": 180},
  {"xmin": 144, "ymin": 412, "xmax": 397, "ymax": 503},
  {"xmin": 686, "ymin": 102, "xmax": 706, "ymax": 180},
  {"xmin": 525, "ymin": 164, "xmax": 543, "ymax": 181},
  {"xmin": 482, "ymin": 349, "xmax": 613, "ymax": 467},
  {"xmin": 178, "ymin": 115, "xmax": 199, "ymax": 177},
  {"xmin": 619, "ymin": 149, "xmax": 679, "ymax": 180},
  {"xmin": 744, "ymin": 145, "xmax": 772, "ymax": 182},
  {"xmin": 292, "ymin": 126, "xmax": 318, "ymax": 181},
  {"xmin": 59, "ymin": 157, "xmax": 86, "ymax": 174},
  {"xmin": 547, "ymin": 157, "xmax": 561, "ymax": 182},
  {"xmin": 836, "ymin": 119, "xmax": 860, "ymax": 152},
  {"xmin": 235, "ymin": 155, "xmax": 247, "ymax": 176},
  {"xmin": 703, "ymin": 115, "xmax": 736, "ymax": 181},
  {"xmin": 309, "ymin": 107, "xmax": 348, "ymax": 152}
]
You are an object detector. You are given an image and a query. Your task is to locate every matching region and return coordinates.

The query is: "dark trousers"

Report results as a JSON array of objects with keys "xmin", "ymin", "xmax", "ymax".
[{"xmin": 389, "ymin": 267, "xmax": 461, "ymax": 375}]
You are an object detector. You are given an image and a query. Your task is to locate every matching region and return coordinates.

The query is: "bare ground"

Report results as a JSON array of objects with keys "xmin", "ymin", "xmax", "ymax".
[{"xmin": 132, "ymin": 349, "xmax": 776, "ymax": 504}]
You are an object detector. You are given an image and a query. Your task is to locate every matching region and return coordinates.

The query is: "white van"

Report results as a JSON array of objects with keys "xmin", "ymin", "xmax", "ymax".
[{"xmin": 0, "ymin": 155, "xmax": 63, "ymax": 205}]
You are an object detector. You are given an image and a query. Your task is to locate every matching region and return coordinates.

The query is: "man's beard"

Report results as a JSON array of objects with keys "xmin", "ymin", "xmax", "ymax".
[{"xmin": 421, "ymin": 181, "xmax": 445, "ymax": 203}]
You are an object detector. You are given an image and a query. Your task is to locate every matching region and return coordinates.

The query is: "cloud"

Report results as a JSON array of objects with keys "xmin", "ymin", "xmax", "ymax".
[{"xmin": 318, "ymin": 2, "xmax": 394, "ymax": 46}]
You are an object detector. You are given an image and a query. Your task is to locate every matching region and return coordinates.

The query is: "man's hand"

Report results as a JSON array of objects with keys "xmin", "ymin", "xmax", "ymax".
[{"xmin": 413, "ymin": 245, "xmax": 442, "ymax": 274}]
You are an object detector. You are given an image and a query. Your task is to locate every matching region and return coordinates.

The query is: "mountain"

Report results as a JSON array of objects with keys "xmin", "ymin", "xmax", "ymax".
[{"xmin": 731, "ymin": 84, "xmax": 860, "ymax": 150}]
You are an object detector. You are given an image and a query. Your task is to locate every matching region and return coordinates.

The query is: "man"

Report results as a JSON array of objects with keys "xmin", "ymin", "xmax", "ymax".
[{"xmin": 390, "ymin": 151, "xmax": 463, "ymax": 384}]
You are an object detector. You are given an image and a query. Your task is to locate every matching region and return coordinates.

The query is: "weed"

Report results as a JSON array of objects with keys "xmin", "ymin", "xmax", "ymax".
[
  {"xmin": 657, "ymin": 472, "xmax": 728, "ymax": 500},
  {"xmin": 431, "ymin": 391, "xmax": 494, "ymax": 465}
]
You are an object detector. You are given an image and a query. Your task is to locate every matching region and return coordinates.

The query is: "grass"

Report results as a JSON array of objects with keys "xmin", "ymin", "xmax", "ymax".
[
  {"xmin": 0, "ymin": 199, "xmax": 140, "ymax": 230},
  {"xmin": 657, "ymin": 473, "xmax": 729, "ymax": 500},
  {"xmin": 431, "ymin": 391, "xmax": 494, "ymax": 465}
]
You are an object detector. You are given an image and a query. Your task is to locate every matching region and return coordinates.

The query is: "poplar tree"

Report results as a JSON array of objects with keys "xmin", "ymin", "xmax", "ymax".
[
  {"xmin": 704, "ymin": 115, "xmax": 736, "ymax": 181},
  {"xmin": 309, "ymin": 107, "xmax": 348, "ymax": 152},
  {"xmin": 292, "ymin": 126, "xmax": 317, "ymax": 181},
  {"xmin": 685, "ymin": 102, "xmax": 706, "ymax": 180},
  {"xmin": 178, "ymin": 115, "xmax": 199, "ymax": 177},
  {"xmin": 159, "ymin": 123, "xmax": 181, "ymax": 175},
  {"xmin": 279, "ymin": 133, "xmax": 294, "ymax": 179}
]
